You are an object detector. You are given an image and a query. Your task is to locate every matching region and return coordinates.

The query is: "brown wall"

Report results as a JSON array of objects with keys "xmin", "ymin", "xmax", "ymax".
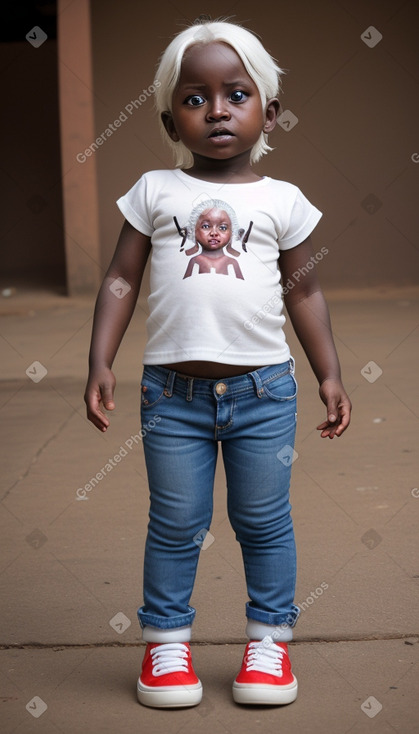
[
  {"xmin": 90, "ymin": 0, "xmax": 419, "ymax": 289},
  {"xmin": 2, "ymin": 1, "xmax": 418, "ymax": 292},
  {"xmin": 1, "ymin": 36, "xmax": 66, "ymax": 289}
]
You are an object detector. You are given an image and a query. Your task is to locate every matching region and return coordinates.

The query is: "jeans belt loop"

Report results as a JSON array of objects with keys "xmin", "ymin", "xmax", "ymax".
[
  {"xmin": 289, "ymin": 356, "xmax": 295, "ymax": 375},
  {"xmin": 163, "ymin": 370, "xmax": 175, "ymax": 397},
  {"xmin": 186, "ymin": 377, "xmax": 194, "ymax": 402},
  {"xmin": 249, "ymin": 369, "xmax": 264, "ymax": 398}
]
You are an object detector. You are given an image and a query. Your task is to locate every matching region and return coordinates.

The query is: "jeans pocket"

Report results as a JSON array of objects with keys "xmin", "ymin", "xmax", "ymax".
[
  {"xmin": 140, "ymin": 377, "xmax": 166, "ymax": 409},
  {"xmin": 263, "ymin": 372, "xmax": 298, "ymax": 401}
]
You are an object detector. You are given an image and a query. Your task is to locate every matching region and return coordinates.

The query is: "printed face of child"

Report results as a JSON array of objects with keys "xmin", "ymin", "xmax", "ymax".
[{"xmin": 195, "ymin": 209, "xmax": 231, "ymax": 250}]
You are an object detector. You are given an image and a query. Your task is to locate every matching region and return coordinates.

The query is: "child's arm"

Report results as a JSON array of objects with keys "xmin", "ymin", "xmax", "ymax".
[
  {"xmin": 84, "ymin": 220, "xmax": 152, "ymax": 432},
  {"xmin": 279, "ymin": 236, "xmax": 352, "ymax": 438}
]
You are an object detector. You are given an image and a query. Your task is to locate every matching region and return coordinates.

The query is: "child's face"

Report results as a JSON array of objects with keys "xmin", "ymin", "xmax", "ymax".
[
  {"xmin": 163, "ymin": 42, "xmax": 277, "ymax": 164},
  {"xmin": 195, "ymin": 209, "xmax": 231, "ymax": 250}
]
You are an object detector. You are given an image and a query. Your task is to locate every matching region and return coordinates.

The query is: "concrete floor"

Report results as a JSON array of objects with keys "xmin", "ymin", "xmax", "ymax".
[{"xmin": 1, "ymin": 286, "xmax": 418, "ymax": 733}]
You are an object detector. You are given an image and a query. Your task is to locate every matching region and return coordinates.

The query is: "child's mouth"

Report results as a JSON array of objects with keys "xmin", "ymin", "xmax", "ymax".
[{"xmin": 208, "ymin": 128, "xmax": 234, "ymax": 139}]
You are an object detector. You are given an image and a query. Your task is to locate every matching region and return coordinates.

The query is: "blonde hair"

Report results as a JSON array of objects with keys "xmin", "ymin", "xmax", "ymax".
[{"xmin": 154, "ymin": 20, "xmax": 284, "ymax": 168}]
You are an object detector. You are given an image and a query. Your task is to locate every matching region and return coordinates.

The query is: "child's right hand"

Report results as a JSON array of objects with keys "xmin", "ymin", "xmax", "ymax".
[
  {"xmin": 84, "ymin": 367, "xmax": 116, "ymax": 432},
  {"xmin": 83, "ymin": 221, "xmax": 151, "ymax": 433}
]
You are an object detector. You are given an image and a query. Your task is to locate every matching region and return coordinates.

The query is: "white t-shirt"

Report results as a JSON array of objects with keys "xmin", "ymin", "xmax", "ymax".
[{"xmin": 116, "ymin": 169, "xmax": 322, "ymax": 366}]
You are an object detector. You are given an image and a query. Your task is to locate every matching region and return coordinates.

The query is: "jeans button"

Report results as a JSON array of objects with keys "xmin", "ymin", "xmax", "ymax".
[{"xmin": 215, "ymin": 382, "xmax": 227, "ymax": 395}]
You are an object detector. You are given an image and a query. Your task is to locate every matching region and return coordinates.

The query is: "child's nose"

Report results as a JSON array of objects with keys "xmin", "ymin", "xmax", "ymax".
[{"xmin": 206, "ymin": 96, "xmax": 230, "ymax": 121}]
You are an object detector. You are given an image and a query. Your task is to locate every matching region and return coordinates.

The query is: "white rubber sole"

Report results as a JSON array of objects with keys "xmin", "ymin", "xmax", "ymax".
[
  {"xmin": 137, "ymin": 678, "xmax": 203, "ymax": 708},
  {"xmin": 232, "ymin": 676, "xmax": 298, "ymax": 705}
]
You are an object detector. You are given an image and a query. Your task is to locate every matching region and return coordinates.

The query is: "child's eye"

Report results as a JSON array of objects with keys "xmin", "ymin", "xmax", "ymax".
[
  {"xmin": 185, "ymin": 95, "xmax": 205, "ymax": 106},
  {"xmin": 230, "ymin": 90, "xmax": 248, "ymax": 103}
]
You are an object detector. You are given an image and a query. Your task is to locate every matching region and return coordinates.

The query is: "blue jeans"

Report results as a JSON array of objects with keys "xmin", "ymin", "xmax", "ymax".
[{"xmin": 137, "ymin": 360, "xmax": 300, "ymax": 631}]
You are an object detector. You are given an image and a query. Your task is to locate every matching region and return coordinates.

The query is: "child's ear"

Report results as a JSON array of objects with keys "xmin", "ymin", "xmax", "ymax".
[
  {"xmin": 161, "ymin": 111, "xmax": 180, "ymax": 142},
  {"xmin": 263, "ymin": 98, "xmax": 281, "ymax": 134}
]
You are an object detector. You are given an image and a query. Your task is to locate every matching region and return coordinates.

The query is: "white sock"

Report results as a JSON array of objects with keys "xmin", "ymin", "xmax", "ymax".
[
  {"xmin": 246, "ymin": 619, "xmax": 293, "ymax": 643},
  {"xmin": 142, "ymin": 625, "xmax": 192, "ymax": 643}
]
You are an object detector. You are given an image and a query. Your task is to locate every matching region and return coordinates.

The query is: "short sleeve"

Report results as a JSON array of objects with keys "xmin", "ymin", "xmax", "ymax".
[
  {"xmin": 278, "ymin": 188, "xmax": 322, "ymax": 250},
  {"xmin": 116, "ymin": 175, "xmax": 154, "ymax": 236}
]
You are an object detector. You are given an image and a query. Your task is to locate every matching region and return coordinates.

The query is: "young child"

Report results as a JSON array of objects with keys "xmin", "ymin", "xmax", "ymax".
[{"xmin": 84, "ymin": 19, "xmax": 351, "ymax": 709}]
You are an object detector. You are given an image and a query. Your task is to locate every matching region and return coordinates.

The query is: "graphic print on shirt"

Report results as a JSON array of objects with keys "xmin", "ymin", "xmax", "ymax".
[{"xmin": 173, "ymin": 198, "xmax": 253, "ymax": 280}]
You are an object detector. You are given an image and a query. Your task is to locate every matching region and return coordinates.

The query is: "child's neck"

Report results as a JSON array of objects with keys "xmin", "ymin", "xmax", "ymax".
[{"xmin": 182, "ymin": 153, "xmax": 263, "ymax": 184}]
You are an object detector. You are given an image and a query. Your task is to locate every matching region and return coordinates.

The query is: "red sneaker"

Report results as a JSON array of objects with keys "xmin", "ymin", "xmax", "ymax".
[
  {"xmin": 233, "ymin": 638, "xmax": 298, "ymax": 705},
  {"xmin": 137, "ymin": 642, "xmax": 202, "ymax": 708}
]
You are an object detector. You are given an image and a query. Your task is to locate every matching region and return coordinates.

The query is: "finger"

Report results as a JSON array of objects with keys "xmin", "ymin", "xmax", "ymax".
[
  {"xmin": 100, "ymin": 384, "xmax": 115, "ymax": 411},
  {"xmin": 316, "ymin": 425, "xmax": 332, "ymax": 438},
  {"xmin": 93, "ymin": 414, "xmax": 110, "ymax": 432},
  {"xmin": 85, "ymin": 389, "xmax": 110, "ymax": 432},
  {"xmin": 321, "ymin": 426, "xmax": 336, "ymax": 438},
  {"xmin": 87, "ymin": 407, "xmax": 109, "ymax": 432},
  {"xmin": 334, "ymin": 403, "xmax": 351, "ymax": 436},
  {"xmin": 317, "ymin": 417, "xmax": 339, "ymax": 438},
  {"xmin": 316, "ymin": 420, "xmax": 329, "ymax": 430},
  {"xmin": 325, "ymin": 397, "xmax": 339, "ymax": 424},
  {"xmin": 316, "ymin": 419, "xmax": 337, "ymax": 433}
]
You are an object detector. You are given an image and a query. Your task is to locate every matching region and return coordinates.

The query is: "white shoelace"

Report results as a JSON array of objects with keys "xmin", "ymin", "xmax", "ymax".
[
  {"xmin": 244, "ymin": 637, "xmax": 286, "ymax": 678},
  {"xmin": 150, "ymin": 642, "xmax": 190, "ymax": 677}
]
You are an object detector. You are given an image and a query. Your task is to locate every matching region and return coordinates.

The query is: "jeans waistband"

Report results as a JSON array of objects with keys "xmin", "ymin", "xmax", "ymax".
[{"xmin": 142, "ymin": 359, "xmax": 295, "ymax": 402}]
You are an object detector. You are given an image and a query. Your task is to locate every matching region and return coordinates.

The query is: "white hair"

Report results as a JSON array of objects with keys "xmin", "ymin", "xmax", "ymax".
[
  {"xmin": 187, "ymin": 198, "xmax": 239, "ymax": 242},
  {"xmin": 154, "ymin": 20, "xmax": 284, "ymax": 168}
]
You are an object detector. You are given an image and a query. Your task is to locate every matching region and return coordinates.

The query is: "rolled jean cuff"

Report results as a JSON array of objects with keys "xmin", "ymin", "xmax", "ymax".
[
  {"xmin": 245, "ymin": 602, "xmax": 300, "ymax": 627},
  {"xmin": 137, "ymin": 605, "xmax": 196, "ymax": 630}
]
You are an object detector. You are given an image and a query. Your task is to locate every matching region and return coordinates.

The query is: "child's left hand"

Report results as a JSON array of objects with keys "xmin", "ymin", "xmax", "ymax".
[{"xmin": 317, "ymin": 378, "xmax": 351, "ymax": 438}]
